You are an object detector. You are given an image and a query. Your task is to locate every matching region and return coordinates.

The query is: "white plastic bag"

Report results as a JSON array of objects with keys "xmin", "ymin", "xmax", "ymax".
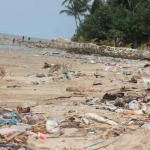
[{"xmin": 46, "ymin": 120, "xmax": 60, "ymax": 134}]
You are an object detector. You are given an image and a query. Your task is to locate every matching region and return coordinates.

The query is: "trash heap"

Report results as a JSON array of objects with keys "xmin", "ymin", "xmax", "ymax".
[
  {"xmin": 0, "ymin": 105, "xmax": 69, "ymax": 150},
  {"xmin": 83, "ymin": 88, "xmax": 150, "ymax": 117},
  {"xmin": 43, "ymin": 62, "xmax": 74, "ymax": 82},
  {"xmin": 0, "ymin": 102, "xmax": 120, "ymax": 150},
  {"xmin": 24, "ymin": 62, "xmax": 76, "ymax": 85},
  {"xmin": 45, "ymin": 62, "xmax": 77, "ymax": 82},
  {"xmin": 0, "ymin": 106, "xmax": 34, "ymax": 150}
]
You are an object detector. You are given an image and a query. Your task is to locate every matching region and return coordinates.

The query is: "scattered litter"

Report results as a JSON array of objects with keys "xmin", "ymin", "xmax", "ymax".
[{"xmin": 1, "ymin": 45, "xmax": 150, "ymax": 150}]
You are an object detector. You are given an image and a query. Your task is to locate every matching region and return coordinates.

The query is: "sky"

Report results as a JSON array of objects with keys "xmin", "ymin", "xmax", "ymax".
[{"xmin": 0, "ymin": 0, "xmax": 80, "ymax": 40}]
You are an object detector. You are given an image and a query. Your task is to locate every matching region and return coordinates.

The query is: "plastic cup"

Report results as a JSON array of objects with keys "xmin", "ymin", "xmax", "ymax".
[{"xmin": 38, "ymin": 132, "xmax": 46, "ymax": 140}]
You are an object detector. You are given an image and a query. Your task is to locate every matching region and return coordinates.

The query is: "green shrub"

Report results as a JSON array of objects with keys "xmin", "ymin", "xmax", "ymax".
[
  {"xmin": 79, "ymin": 36, "xmax": 85, "ymax": 42},
  {"xmin": 125, "ymin": 43, "xmax": 132, "ymax": 48},
  {"xmin": 71, "ymin": 34, "xmax": 78, "ymax": 42},
  {"xmin": 90, "ymin": 38, "xmax": 98, "ymax": 43},
  {"xmin": 141, "ymin": 44, "xmax": 147, "ymax": 50}
]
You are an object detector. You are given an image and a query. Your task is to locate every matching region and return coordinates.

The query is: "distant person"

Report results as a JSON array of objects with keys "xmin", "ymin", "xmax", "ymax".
[
  {"xmin": 18, "ymin": 39, "xmax": 22, "ymax": 46},
  {"xmin": 22, "ymin": 36, "xmax": 24, "ymax": 41},
  {"xmin": 13, "ymin": 38, "xmax": 15, "ymax": 44},
  {"xmin": 28, "ymin": 37, "xmax": 30, "ymax": 41}
]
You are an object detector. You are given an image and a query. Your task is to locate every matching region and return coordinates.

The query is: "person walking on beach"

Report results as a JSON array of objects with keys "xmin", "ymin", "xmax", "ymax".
[
  {"xmin": 13, "ymin": 38, "xmax": 15, "ymax": 44},
  {"xmin": 22, "ymin": 36, "xmax": 24, "ymax": 42},
  {"xmin": 18, "ymin": 39, "xmax": 22, "ymax": 46}
]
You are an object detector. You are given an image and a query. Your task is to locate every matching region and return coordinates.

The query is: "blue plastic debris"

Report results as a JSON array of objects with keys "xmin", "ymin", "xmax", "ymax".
[
  {"xmin": 0, "ymin": 143, "xmax": 19, "ymax": 148},
  {"xmin": 0, "ymin": 144, "xmax": 12, "ymax": 147},
  {"xmin": 104, "ymin": 105, "xmax": 117, "ymax": 111},
  {"xmin": 0, "ymin": 116, "xmax": 20, "ymax": 125},
  {"xmin": 5, "ymin": 106, "xmax": 14, "ymax": 108},
  {"xmin": 27, "ymin": 148, "xmax": 34, "ymax": 150},
  {"xmin": 4, "ymin": 113, "xmax": 17, "ymax": 117}
]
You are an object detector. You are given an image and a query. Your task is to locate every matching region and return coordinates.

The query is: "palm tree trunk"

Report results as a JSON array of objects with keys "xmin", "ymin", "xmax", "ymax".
[
  {"xmin": 77, "ymin": 13, "xmax": 81, "ymax": 24},
  {"xmin": 74, "ymin": 15, "xmax": 78, "ymax": 28},
  {"xmin": 127, "ymin": 0, "xmax": 131, "ymax": 8}
]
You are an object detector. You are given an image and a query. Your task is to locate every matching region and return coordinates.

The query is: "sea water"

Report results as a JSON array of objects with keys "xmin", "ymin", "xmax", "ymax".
[{"xmin": 0, "ymin": 44, "xmax": 34, "ymax": 50}]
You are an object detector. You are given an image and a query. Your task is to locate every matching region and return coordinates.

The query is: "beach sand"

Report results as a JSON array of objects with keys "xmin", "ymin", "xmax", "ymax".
[{"xmin": 0, "ymin": 48, "xmax": 150, "ymax": 150}]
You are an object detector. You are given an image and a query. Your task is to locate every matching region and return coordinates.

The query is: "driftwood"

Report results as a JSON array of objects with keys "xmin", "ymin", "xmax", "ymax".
[
  {"xmin": 44, "ymin": 96, "xmax": 72, "ymax": 101},
  {"xmin": 72, "ymin": 93, "xmax": 88, "ymax": 97}
]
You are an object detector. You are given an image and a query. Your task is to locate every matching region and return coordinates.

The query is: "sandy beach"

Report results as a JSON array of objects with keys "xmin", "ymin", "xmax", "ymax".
[{"xmin": 1, "ymin": 46, "xmax": 150, "ymax": 150}]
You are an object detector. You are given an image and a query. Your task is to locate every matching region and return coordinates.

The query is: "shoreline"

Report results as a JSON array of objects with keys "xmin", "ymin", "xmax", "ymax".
[{"xmin": 0, "ymin": 38, "xmax": 149, "ymax": 61}]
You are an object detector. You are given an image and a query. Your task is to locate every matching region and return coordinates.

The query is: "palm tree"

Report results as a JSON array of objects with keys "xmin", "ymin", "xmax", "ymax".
[
  {"xmin": 62, "ymin": 0, "xmax": 84, "ymax": 5},
  {"xmin": 60, "ymin": 2, "xmax": 79, "ymax": 28},
  {"xmin": 60, "ymin": 0, "xmax": 91, "ymax": 27}
]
